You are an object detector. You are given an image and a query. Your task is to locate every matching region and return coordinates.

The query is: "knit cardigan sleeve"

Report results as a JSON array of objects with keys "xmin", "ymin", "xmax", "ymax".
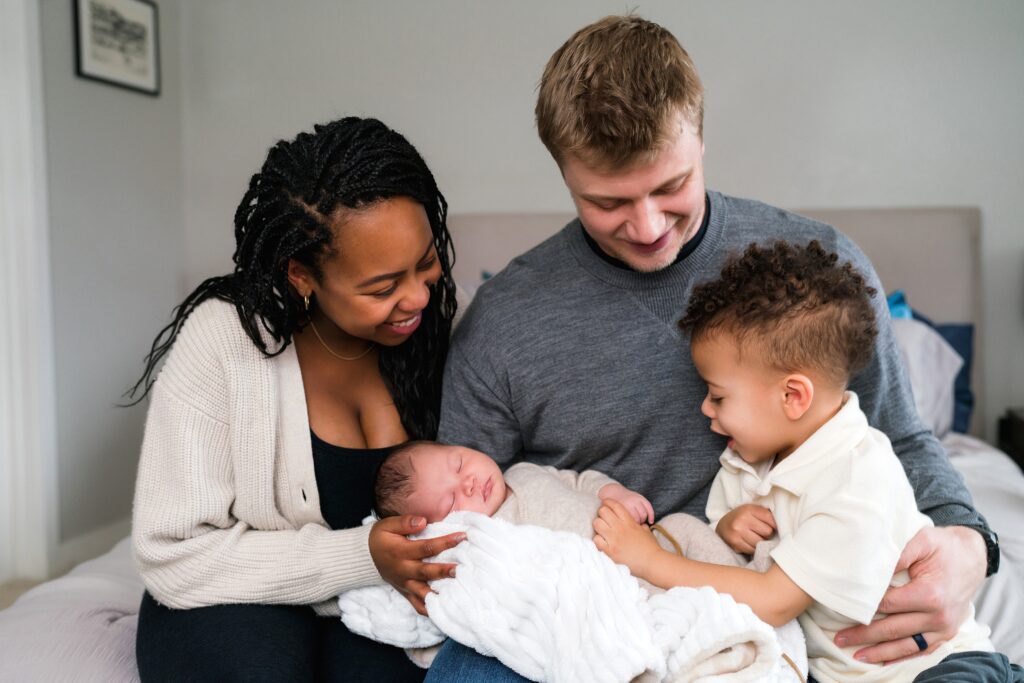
[{"xmin": 131, "ymin": 301, "xmax": 381, "ymax": 609}]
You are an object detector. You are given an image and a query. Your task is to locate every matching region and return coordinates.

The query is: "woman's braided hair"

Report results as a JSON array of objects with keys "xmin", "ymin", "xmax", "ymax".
[
  {"xmin": 127, "ymin": 117, "xmax": 456, "ymax": 439},
  {"xmin": 679, "ymin": 240, "xmax": 877, "ymax": 386}
]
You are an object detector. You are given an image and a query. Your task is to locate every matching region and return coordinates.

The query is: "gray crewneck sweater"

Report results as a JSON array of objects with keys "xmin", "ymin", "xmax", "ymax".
[{"xmin": 439, "ymin": 191, "xmax": 986, "ymax": 532}]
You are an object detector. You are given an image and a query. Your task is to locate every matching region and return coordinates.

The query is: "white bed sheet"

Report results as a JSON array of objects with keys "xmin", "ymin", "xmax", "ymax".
[
  {"xmin": 1, "ymin": 438, "xmax": 1020, "ymax": 679},
  {"xmin": 0, "ymin": 537, "xmax": 141, "ymax": 682},
  {"xmin": 946, "ymin": 433, "xmax": 1024, "ymax": 665}
]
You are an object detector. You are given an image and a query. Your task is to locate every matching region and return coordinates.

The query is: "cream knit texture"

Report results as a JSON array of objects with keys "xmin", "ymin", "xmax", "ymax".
[{"xmin": 132, "ymin": 299, "xmax": 382, "ymax": 613}]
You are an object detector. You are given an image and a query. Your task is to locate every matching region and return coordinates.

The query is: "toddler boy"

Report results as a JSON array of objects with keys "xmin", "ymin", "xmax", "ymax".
[{"xmin": 593, "ymin": 240, "xmax": 1001, "ymax": 682}]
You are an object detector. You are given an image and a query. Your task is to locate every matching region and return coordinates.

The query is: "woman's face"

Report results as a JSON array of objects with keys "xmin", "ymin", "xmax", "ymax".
[{"xmin": 291, "ymin": 196, "xmax": 443, "ymax": 346}]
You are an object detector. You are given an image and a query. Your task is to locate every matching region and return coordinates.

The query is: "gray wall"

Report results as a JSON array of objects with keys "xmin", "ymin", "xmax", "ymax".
[
  {"xmin": 34, "ymin": 0, "xmax": 1024, "ymax": 547},
  {"xmin": 39, "ymin": 0, "xmax": 183, "ymax": 542},
  {"xmin": 178, "ymin": 0, "xmax": 1024, "ymax": 440}
]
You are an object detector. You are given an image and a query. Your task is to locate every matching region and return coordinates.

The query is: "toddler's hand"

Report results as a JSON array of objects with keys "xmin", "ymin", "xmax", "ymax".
[
  {"xmin": 716, "ymin": 504, "xmax": 776, "ymax": 554},
  {"xmin": 598, "ymin": 483, "xmax": 655, "ymax": 524},
  {"xmin": 593, "ymin": 499, "xmax": 662, "ymax": 579}
]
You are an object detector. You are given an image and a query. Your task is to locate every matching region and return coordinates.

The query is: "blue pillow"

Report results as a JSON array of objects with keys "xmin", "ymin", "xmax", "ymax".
[
  {"xmin": 887, "ymin": 291, "xmax": 974, "ymax": 433},
  {"xmin": 887, "ymin": 290, "xmax": 914, "ymax": 321}
]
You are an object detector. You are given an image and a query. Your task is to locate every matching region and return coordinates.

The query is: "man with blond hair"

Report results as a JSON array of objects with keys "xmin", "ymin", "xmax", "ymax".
[{"xmin": 425, "ymin": 15, "xmax": 1010, "ymax": 682}]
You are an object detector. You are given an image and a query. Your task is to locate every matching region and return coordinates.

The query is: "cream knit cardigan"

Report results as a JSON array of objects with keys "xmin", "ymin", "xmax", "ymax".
[{"xmin": 132, "ymin": 299, "xmax": 382, "ymax": 613}]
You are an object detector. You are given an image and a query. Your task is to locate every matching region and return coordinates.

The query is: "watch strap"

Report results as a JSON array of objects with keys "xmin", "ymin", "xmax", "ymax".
[{"xmin": 963, "ymin": 524, "xmax": 1000, "ymax": 577}]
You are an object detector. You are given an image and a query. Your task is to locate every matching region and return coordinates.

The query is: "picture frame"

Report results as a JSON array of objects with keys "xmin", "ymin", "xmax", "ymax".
[{"xmin": 73, "ymin": 0, "xmax": 160, "ymax": 96}]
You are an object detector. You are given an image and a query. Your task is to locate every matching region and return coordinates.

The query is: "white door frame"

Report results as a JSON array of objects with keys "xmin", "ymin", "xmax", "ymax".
[{"xmin": 0, "ymin": 0, "xmax": 59, "ymax": 582}]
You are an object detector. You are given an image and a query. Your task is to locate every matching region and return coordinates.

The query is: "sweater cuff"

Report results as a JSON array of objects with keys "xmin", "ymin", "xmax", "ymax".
[
  {"xmin": 926, "ymin": 502, "xmax": 990, "ymax": 533},
  {"xmin": 317, "ymin": 524, "xmax": 382, "ymax": 594},
  {"xmin": 583, "ymin": 471, "xmax": 619, "ymax": 498}
]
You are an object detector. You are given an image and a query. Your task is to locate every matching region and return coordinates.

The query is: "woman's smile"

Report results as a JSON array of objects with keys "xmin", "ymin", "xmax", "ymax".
[{"xmin": 383, "ymin": 312, "xmax": 422, "ymax": 336}]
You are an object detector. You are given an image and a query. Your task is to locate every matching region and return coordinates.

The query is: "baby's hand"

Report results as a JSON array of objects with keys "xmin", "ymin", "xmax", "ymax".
[
  {"xmin": 593, "ymin": 499, "xmax": 662, "ymax": 579},
  {"xmin": 716, "ymin": 504, "xmax": 777, "ymax": 554},
  {"xmin": 598, "ymin": 483, "xmax": 655, "ymax": 524}
]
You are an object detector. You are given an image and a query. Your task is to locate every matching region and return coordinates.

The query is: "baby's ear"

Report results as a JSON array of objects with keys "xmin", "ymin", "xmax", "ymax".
[{"xmin": 781, "ymin": 374, "xmax": 814, "ymax": 421}]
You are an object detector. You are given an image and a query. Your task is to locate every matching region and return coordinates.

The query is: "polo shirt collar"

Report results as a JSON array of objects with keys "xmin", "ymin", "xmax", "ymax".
[{"xmin": 718, "ymin": 391, "xmax": 868, "ymax": 497}]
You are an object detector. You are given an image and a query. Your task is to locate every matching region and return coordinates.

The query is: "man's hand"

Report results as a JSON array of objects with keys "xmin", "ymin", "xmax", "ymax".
[
  {"xmin": 598, "ymin": 482, "xmax": 655, "ymax": 524},
  {"xmin": 715, "ymin": 504, "xmax": 777, "ymax": 554},
  {"xmin": 592, "ymin": 499, "xmax": 664, "ymax": 579},
  {"xmin": 368, "ymin": 515, "xmax": 466, "ymax": 616},
  {"xmin": 834, "ymin": 525, "xmax": 986, "ymax": 663}
]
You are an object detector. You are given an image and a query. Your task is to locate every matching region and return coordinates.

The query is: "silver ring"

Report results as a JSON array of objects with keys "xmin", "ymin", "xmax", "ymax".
[{"xmin": 912, "ymin": 633, "xmax": 928, "ymax": 651}]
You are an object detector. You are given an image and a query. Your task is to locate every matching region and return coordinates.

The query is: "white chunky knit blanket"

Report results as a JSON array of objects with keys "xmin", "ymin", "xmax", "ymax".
[{"xmin": 339, "ymin": 512, "xmax": 805, "ymax": 682}]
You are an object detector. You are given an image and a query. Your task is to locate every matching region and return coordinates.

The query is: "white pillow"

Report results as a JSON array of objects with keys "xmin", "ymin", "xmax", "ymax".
[
  {"xmin": 452, "ymin": 283, "xmax": 474, "ymax": 331},
  {"xmin": 891, "ymin": 318, "xmax": 963, "ymax": 438}
]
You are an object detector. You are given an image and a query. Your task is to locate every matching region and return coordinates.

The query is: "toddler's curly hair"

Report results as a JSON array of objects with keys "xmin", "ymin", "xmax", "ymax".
[{"xmin": 679, "ymin": 240, "xmax": 878, "ymax": 386}]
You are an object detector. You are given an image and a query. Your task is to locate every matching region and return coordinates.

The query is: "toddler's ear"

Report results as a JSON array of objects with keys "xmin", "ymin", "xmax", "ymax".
[{"xmin": 782, "ymin": 374, "xmax": 814, "ymax": 421}]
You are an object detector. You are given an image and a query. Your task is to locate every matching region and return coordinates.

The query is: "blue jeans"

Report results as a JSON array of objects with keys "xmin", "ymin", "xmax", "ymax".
[
  {"xmin": 424, "ymin": 641, "xmax": 1024, "ymax": 683},
  {"xmin": 425, "ymin": 640, "xmax": 529, "ymax": 683}
]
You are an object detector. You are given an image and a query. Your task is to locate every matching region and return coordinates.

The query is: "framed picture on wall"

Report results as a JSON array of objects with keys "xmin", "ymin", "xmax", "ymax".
[{"xmin": 73, "ymin": 0, "xmax": 160, "ymax": 96}]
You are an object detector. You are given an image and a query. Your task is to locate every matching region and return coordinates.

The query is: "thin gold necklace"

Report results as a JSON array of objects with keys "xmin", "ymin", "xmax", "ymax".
[{"xmin": 308, "ymin": 319, "xmax": 374, "ymax": 361}]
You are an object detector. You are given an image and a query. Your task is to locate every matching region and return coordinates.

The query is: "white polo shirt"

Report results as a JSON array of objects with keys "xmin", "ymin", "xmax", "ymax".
[{"xmin": 706, "ymin": 392, "xmax": 992, "ymax": 682}]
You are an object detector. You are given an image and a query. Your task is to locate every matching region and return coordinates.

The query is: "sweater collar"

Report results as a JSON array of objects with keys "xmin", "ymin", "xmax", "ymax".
[
  {"xmin": 581, "ymin": 193, "xmax": 711, "ymax": 269},
  {"xmin": 564, "ymin": 190, "xmax": 728, "ymax": 291}
]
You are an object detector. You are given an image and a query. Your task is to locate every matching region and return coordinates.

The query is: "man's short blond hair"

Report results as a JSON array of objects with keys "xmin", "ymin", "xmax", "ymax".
[{"xmin": 536, "ymin": 15, "xmax": 704, "ymax": 171}]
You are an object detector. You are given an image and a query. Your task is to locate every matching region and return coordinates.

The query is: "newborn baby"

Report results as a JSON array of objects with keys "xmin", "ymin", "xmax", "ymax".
[
  {"xmin": 374, "ymin": 440, "xmax": 742, "ymax": 567},
  {"xmin": 351, "ymin": 441, "xmax": 807, "ymax": 680}
]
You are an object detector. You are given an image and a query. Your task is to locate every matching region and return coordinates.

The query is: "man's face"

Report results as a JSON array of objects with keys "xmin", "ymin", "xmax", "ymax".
[{"xmin": 561, "ymin": 120, "xmax": 707, "ymax": 273}]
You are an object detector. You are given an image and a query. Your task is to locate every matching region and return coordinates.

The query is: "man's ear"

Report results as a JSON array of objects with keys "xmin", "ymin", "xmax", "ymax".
[
  {"xmin": 287, "ymin": 259, "xmax": 315, "ymax": 299},
  {"xmin": 782, "ymin": 374, "xmax": 814, "ymax": 421}
]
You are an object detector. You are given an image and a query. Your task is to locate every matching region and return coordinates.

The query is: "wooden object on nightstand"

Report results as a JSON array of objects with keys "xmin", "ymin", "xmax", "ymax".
[{"xmin": 998, "ymin": 408, "xmax": 1024, "ymax": 472}]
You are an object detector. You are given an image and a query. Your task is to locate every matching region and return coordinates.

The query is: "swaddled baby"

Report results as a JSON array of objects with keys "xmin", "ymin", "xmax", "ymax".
[
  {"xmin": 373, "ymin": 440, "xmax": 743, "ymax": 567},
  {"xmin": 348, "ymin": 441, "xmax": 807, "ymax": 680}
]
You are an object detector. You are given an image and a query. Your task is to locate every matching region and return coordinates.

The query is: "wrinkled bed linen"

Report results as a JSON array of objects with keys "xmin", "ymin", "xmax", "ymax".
[{"xmin": 0, "ymin": 537, "xmax": 142, "ymax": 683}]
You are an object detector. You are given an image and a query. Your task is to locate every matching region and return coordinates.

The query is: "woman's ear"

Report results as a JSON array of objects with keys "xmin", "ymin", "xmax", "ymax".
[
  {"xmin": 287, "ymin": 259, "xmax": 315, "ymax": 299},
  {"xmin": 782, "ymin": 374, "xmax": 814, "ymax": 421}
]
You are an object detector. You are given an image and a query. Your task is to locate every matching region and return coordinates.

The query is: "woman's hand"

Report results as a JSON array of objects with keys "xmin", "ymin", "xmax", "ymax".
[
  {"xmin": 834, "ymin": 525, "xmax": 986, "ymax": 663},
  {"xmin": 369, "ymin": 515, "xmax": 466, "ymax": 616}
]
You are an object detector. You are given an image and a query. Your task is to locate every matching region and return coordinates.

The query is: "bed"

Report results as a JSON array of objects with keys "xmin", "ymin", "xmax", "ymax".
[{"xmin": 2, "ymin": 206, "xmax": 1021, "ymax": 680}]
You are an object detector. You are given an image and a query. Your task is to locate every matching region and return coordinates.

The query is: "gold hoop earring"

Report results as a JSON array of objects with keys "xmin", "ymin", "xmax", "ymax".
[{"xmin": 304, "ymin": 295, "xmax": 310, "ymax": 312}]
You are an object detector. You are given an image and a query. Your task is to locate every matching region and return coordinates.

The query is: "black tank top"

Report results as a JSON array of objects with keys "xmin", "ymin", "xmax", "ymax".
[{"xmin": 310, "ymin": 430, "xmax": 392, "ymax": 529}]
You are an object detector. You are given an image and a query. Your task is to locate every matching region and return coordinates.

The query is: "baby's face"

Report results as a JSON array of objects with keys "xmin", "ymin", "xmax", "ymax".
[{"xmin": 404, "ymin": 445, "xmax": 508, "ymax": 523}]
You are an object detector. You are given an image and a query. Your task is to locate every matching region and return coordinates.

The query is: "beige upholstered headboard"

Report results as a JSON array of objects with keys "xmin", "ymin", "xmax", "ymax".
[
  {"xmin": 796, "ymin": 208, "xmax": 982, "ymax": 327},
  {"xmin": 448, "ymin": 207, "xmax": 983, "ymax": 432}
]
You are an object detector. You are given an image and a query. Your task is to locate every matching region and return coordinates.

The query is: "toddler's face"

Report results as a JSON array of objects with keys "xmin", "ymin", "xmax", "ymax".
[
  {"xmin": 404, "ymin": 445, "xmax": 507, "ymax": 523},
  {"xmin": 691, "ymin": 333, "xmax": 795, "ymax": 465}
]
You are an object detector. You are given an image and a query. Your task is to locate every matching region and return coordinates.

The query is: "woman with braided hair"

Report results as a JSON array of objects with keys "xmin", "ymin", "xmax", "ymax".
[{"xmin": 130, "ymin": 117, "xmax": 464, "ymax": 681}]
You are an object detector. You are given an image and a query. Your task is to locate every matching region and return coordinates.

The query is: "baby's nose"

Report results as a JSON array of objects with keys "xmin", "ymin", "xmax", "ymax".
[{"xmin": 462, "ymin": 475, "xmax": 476, "ymax": 496}]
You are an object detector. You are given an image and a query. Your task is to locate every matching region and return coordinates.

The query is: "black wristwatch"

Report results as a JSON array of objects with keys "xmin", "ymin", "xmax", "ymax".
[{"xmin": 965, "ymin": 525, "xmax": 1000, "ymax": 577}]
